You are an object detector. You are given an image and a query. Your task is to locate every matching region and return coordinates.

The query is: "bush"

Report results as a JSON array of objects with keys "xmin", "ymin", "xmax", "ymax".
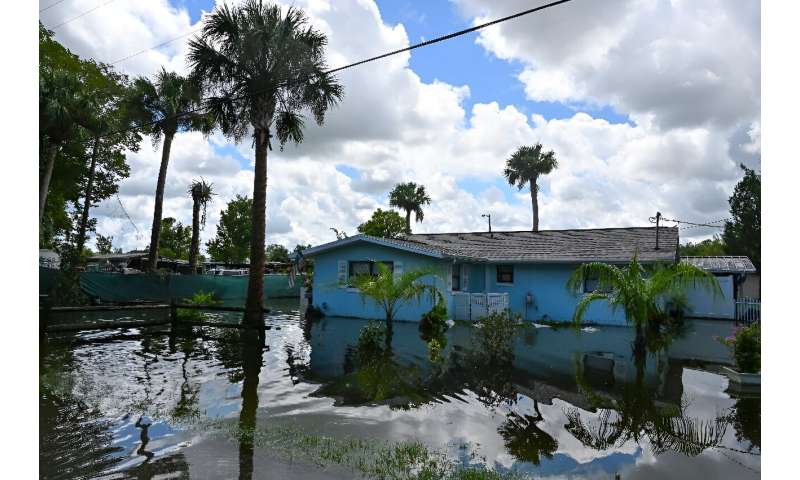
[
  {"xmin": 719, "ymin": 323, "xmax": 760, "ymax": 373},
  {"xmin": 356, "ymin": 322, "xmax": 386, "ymax": 364},
  {"xmin": 420, "ymin": 301, "xmax": 448, "ymax": 339},
  {"xmin": 177, "ymin": 290, "xmax": 220, "ymax": 321}
]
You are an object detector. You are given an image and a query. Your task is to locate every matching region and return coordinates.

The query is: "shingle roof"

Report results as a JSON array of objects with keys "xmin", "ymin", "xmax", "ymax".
[
  {"xmin": 402, "ymin": 227, "xmax": 678, "ymax": 263},
  {"xmin": 680, "ymin": 256, "xmax": 757, "ymax": 273}
]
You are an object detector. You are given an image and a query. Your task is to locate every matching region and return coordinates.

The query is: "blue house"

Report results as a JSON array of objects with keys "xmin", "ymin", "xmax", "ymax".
[{"xmin": 303, "ymin": 226, "xmax": 692, "ymax": 326}]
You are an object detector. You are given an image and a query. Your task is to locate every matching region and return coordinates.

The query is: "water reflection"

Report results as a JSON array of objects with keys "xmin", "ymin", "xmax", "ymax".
[{"xmin": 40, "ymin": 307, "xmax": 760, "ymax": 479}]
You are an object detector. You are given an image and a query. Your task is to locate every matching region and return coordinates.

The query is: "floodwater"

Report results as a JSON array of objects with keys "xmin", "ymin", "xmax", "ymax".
[{"xmin": 40, "ymin": 301, "xmax": 760, "ymax": 479}]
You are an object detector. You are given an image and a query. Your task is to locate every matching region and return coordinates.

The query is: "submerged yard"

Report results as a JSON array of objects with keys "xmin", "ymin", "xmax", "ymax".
[{"xmin": 39, "ymin": 300, "xmax": 759, "ymax": 479}]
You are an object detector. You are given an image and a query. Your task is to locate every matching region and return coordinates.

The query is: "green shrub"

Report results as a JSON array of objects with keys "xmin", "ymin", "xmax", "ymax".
[
  {"xmin": 420, "ymin": 301, "xmax": 448, "ymax": 338},
  {"xmin": 475, "ymin": 311, "xmax": 517, "ymax": 358},
  {"xmin": 356, "ymin": 321, "xmax": 386, "ymax": 363},
  {"xmin": 719, "ymin": 323, "xmax": 760, "ymax": 373},
  {"xmin": 177, "ymin": 290, "xmax": 220, "ymax": 321}
]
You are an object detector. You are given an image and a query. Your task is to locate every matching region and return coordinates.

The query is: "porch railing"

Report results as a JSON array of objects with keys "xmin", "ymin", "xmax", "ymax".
[
  {"xmin": 735, "ymin": 297, "xmax": 760, "ymax": 325},
  {"xmin": 452, "ymin": 292, "xmax": 509, "ymax": 321}
]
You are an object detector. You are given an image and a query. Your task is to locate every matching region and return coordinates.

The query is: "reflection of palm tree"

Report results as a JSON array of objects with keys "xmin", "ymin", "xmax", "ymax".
[
  {"xmin": 498, "ymin": 402, "xmax": 558, "ymax": 465},
  {"xmin": 238, "ymin": 335, "xmax": 264, "ymax": 480}
]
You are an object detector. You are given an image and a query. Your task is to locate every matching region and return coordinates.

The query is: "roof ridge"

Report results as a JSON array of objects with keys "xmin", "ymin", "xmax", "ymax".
[{"xmin": 405, "ymin": 226, "xmax": 675, "ymax": 237}]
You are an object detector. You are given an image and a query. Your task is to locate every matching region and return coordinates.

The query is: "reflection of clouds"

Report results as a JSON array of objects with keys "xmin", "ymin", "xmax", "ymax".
[{"xmin": 624, "ymin": 448, "xmax": 759, "ymax": 480}]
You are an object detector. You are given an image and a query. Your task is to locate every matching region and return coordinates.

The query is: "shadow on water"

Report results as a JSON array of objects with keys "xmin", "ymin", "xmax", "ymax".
[{"xmin": 39, "ymin": 305, "xmax": 760, "ymax": 479}]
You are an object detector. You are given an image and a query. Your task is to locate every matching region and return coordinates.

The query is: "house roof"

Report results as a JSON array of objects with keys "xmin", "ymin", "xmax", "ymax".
[
  {"xmin": 304, "ymin": 227, "xmax": 679, "ymax": 263},
  {"xmin": 680, "ymin": 256, "xmax": 757, "ymax": 274}
]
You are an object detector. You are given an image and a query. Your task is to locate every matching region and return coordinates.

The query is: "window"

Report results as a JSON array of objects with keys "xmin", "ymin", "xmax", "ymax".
[
  {"xmin": 583, "ymin": 274, "xmax": 612, "ymax": 293},
  {"xmin": 496, "ymin": 265, "xmax": 514, "ymax": 284},
  {"xmin": 348, "ymin": 260, "xmax": 394, "ymax": 283},
  {"xmin": 452, "ymin": 265, "xmax": 461, "ymax": 291}
]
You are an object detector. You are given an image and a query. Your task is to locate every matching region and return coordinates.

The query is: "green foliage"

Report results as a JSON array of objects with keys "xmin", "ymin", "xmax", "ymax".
[
  {"xmin": 293, "ymin": 244, "xmax": 312, "ymax": 256},
  {"xmin": 206, "ymin": 195, "xmax": 253, "ymax": 263},
  {"xmin": 680, "ymin": 235, "xmax": 726, "ymax": 256},
  {"xmin": 156, "ymin": 217, "xmax": 192, "ymax": 260},
  {"xmin": 474, "ymin": 312, "xmax": 517, "ymax": 361},
  {"xmin": 723, "ymin": 165, "xmax": 760, "ymax": 270},
  {"xmin": 355, "ymin": 322, "xmax": 387, "ymax": 364},
  {"xmin": 504, "ymin": 144, "xmax": 559, "ymax": 190},
  {"xmin": 265, "ymin": 244, "xmax": 291, "ymax": 263},
  {"xmin": 357, "ymin": 208, "xmax": 408, "ymax": 239},
  {"xmin": 93, "ymin": 234, "xmax": 119, "ymax": 254},
  {"xmin": 388, "ymin": 182, "xmax": 431, "ymax": 233},
  {"xmin": 177, "ymin": 291, "xmax": 221, "ymax": 321},
  {"xmin": 719, "ymin": 323, "xmax": 760, "ymax": 373},
  {"xmin": 566, "ymin": 254, "xmax": 721, "ymax": 332}
]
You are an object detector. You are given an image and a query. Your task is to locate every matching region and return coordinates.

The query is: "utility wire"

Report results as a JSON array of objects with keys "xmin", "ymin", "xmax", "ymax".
[
  {"xmin": 110, "ymin": 28, "xmax": 203, "ymax": 65},
  {"xmin": 40, "ymin": 0, "xmax": 68, "ymax": 13},
  {"xmin": 649, "ymin": 216, "xmax": 728, "ymax": 229},
  {"xmin": 115, "ymin": 193, "xmax": 141, "ymax": 237},
  {"xmin": 75, "ymin": 0, "xmax": 576, "ymax": 145},
  {"xmin": 48, "ymin": 0, "xmax": 118, "ymax": 30}
]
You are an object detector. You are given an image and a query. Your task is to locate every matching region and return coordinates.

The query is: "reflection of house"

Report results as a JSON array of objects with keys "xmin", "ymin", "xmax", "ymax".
[
  {"xmin": 303, "ymin": 227, "xmax": 682, "ymax": 325},
  {"xmin": 681, "ymin": 256, "xmax": 758, "ymax": 319}
]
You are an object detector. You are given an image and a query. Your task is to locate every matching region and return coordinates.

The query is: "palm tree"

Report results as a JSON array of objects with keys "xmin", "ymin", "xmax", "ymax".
[
  {"xmin": 388, "ymin": 182, "xmax": 431, "ymax": 234},
  {"xmin": 350, "ymin": 264, "xmax": 442, "ymax": 344},
  {"xmin": 566, "ymin": 254, "xmax": 721, "ymax": 353},
  {"xmin": 128, "ymin": 68, "xmax": 210, "ymax": 272},
  {"xmin": 39, "ymin": 70, "xmax": 92, "ymax": 225},
  {"xmin": 503, "ymin": 143, "xmax": 558, "ymax": 231},
  {"xmin": 189, "ymin": 0, "xmax": 343, "ymax": 327},
  {"xmin": 188, "ymin": 179, "xmax": 215, "ymax": 273}
]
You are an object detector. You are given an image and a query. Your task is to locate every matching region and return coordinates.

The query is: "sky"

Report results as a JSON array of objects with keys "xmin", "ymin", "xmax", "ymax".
[{"xmin": 38, "ymin": 0, "xmax": 761, "ymax": 253}]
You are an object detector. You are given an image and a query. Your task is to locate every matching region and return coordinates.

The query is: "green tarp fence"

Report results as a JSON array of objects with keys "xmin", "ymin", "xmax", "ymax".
[{"xmin": 40, "ymin": 267, "xmax": 299, "ymax": 306}]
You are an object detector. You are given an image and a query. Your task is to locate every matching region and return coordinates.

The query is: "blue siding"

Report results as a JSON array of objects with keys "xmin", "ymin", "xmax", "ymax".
[{"xmin": 312, "ymin": 242, "xmax": 451, "ymax": 321}]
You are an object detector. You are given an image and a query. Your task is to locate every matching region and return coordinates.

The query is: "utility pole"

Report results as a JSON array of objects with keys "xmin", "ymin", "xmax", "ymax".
[
  {"xmin": 482, "ymin": 213, "xmax": 492, "ymax": 238},
  {"xmin": 655, "ymin": 211, "xmax": 661, "ymax": 250}
]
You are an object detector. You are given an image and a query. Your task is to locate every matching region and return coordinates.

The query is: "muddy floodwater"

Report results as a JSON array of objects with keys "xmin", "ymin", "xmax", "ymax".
[{"xmin": 39, "ymin": 300, "xmax": 760, "ymax": 479}]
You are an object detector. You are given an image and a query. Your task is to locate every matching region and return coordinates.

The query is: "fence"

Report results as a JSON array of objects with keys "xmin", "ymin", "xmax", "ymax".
[
  {"xmin": 735, "ymin": 297, "xmax": 760, "ymax": 325},
  {"xmin": 451, "ymin": 292, "xmax": 509, "ymax": 321}
]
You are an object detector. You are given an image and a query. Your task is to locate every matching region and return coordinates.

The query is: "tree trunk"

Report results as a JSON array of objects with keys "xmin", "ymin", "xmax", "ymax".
[
  {"xmin": 238, "ymin": 335, "xmax": 263, "ymax": 480},
  {"xmin": 405, "ymin": 210, "xmax": 411, "ymax": 234},
  {"xmin": 531, "ymin": 180, "xmax": 539, "ymax": 232},
  {"xmin": 76, "ymin": 136, "xmax": 101, "ymax": 256},
  {"xmin": 385, "ymin": 311, "xmax": 394, "ymax": 348},
  {"xmin": 146, "ymin": 133, "xmax": 175, "ymax": 272},
  {"xmin": 244, "ymin": 128, "xmax": 269, "ymax": 327},
  {"xmin": 188, "ymin": 198, "xmax": 201, "ymax": 274},
  {"xmin": 39, "ymin": 143, "xmax": 60, "ymax": 227}
]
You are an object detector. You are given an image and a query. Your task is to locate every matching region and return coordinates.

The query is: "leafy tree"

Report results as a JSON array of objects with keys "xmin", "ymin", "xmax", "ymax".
[
  {"xmin": 206, "ymin": 195, "xmax": 253, "ymax": 264},
  {"xmin": 155, "ymin": 217, "xmax": 192, "ymax": 260},
  {"xmin": 679, "ymin": 235, "xmax": 726, "ymax": 256},
  {"xmin": 723, "ymin": 165, "xmax": 760, "ymax": 270},
  {"xmin": 188, "ymin": 179, "xmax": 215, "ymax": 273},
  {"xmin": 265, "ymin": 244, "xmax": 291, "ymax": 263},
  {"xmin": 388, "ymin": 182, "xmax": 431, "ymax": 234},
  {"xmin": 357, "ymin": 208, "xmax": 407, "ymax": 239},
  {"xmin": 94, "ymin": 234, "xmax": 120, "ymax": 254},
  {"xmin": 350, "ymin": 263, "xmax": 442, "ymax": 343},
  {"xmin": 504, "ymin": 143, "xmax": 558, "ymax": 232},
  {"xmin": 189, "ymin": 0, "xmax": 343, "ymax": 326},
  {"xmin": 293, "ymin": 244, "xmax": 312, "ymax": 256},
  {"xmin": 566, "ymin": 254, "xmax": 720, "ymax": 353},
  {"xmin": 127, "ymin": 68, "xmax": 210, "ymax": 271}
]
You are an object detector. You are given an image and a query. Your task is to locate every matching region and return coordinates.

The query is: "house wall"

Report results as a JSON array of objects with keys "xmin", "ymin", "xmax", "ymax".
[
  {"xmin": 311, "ymin": 242, "xmax": 451, "ymax": 321},
  {"xmin": 684, "ymin": 274, "xmax": 735, "ymax": 319}
]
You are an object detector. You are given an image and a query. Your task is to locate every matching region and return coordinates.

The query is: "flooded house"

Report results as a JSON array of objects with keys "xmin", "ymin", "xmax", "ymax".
[{"xmin": 302, "ymin": 226, "xmax": 757, "ymax": 325}]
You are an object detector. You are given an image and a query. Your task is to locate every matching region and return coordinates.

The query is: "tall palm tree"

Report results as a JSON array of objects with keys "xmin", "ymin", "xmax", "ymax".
[
  {"xmin": 188, "ymin": 179, "xmax": 214, "ymax": 273},
  {"xmin": 503, "ymin": 143, "xmax": 558, "ymax": 232},
  {"xmin": 388, "ymin": 182, "xmax": 431, "ymax": 234},
  {"xmin": 566, "ymin": 254, "xmax": 721, "ymax": 353},
  {"xmin": 189, "ymin": 0, "xmax": 343, "ymax": 327},
  {"xmin": 128, "ymin": 68, "xmax": 210, "ymax": 272},
  {"xmin": 39, "ymin": 70, "xmax": 92, "ymax": 225}
]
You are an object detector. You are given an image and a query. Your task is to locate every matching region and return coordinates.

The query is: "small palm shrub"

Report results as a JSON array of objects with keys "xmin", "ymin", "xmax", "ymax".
[
  {"xmin": 720, "ymin": 323, "xmax": 760, "ymax": 373},
  {"xmin": 177, "ymin": 290, "xmax": 220, "ymax": 321}
]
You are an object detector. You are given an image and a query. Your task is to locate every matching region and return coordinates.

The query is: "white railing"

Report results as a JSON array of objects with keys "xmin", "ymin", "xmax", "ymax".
[
  {"xmin": 735, "ymin": 297, "xmax": 760, "ymax": 324},
  {"xmin": 451, "ymin": 292, "xmax": 509, "ymax": 321}
]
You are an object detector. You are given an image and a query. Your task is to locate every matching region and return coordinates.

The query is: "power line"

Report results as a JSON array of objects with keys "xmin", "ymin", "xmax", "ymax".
[
  {"xmin": 649, "ymin": 215, "xmax": 728, "ymax": 229},
  {"xmin": 77, "ymin": 0, "xmax": 576, "ymax": 144},
  {"xmin": 48, "ymin": 0, "xmax": 118, "ymax": 30},
  {"xmin": 115, "ymin": 193, "xmax": 142, "ymax": 237},
  {"xmin": 40, "ymin": 0, "xmax": 68, "ymax": 13},
  {"xmin": 110, "ymin": 28, "xmax": 203, "ymax": 65}
]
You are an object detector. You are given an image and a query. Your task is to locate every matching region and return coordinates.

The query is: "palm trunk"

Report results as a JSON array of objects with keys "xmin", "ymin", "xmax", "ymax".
[
  {"xmin": 238, "ymin": 335, "xmax": 263, "ymax": 480},
  {"xmin": 188, "ymin": 198, "xmax": 201, "ymax": 274},
  {"xmin": 531, "ymin": 180, "xmax": 539, "ymax": 232},
  {"xmin": 405, "ymin": 210, "xmax": 411, "ymax": 234},
  {"xmin": 76, "ymin": 136, "xmax": 101, "ymax": 257},
  {"xmin": 39, "ymin": 142, "xmax": 60, "ymax": 226},
  {"xmin": 146, "ymin": 132, "xmax": 174, "ymax": 272},
  {"xmin": 385, "ymin": 311, "xmax": 394, "ymax": 348},
  {"xmin": 244, "ymin": 128, "xmax": 269, "ymax": 327}
]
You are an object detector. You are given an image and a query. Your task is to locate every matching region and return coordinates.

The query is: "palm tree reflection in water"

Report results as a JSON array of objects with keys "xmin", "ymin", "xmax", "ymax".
[{"xmin": 239, "ymin": 334, "xmax": 265, "ymax": 480}]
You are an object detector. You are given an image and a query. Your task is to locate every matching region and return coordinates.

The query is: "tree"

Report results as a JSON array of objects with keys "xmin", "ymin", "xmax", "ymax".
[
  {"xmin": 94, "ymin": 234, "xmax": 119, "ymax": 254},
  {"xmin": 189, "ymin": 0, "xmax": 344, "ymax": 326},
  {"xmin": 188, "ymin": 179, "xmax": 215, "ymax": 273},
  {"xmin": 265, "ymin": 244, "xmax": 290, "ymax": 263},
  {"xmin": 357, "ymin": 208, "xmax": 407, "ymax": 239},
  {"xmin": 388, "ymin": 182, "xmax": 431, "ymax": 234},
  {"xmin": 127, "ymin": 68, "xmax": 210, "ymax": 272},
  {"xmin": 292, "ymin": 244, "xmax": 312, "ymax": 256},
  {"xmin": 156, "ymin": 217, "xmax": 192, "ymax": 260},
  {"xmin": 566, "ymin": 254, "xmax": 720, "ymax": 354},
  {"xmin": 504, "ymin": 144, "xmax": 558, "ymax": 232},
  {"xmin": 679, "ymin": 235, "xmax": 726, "ymax": 256},
  {"xmin": 206, "ymin": 195, "xmax": 253, "ymax": 264},
  {"xmin": 350, "ymin": 263, "xmax": 442, "ymax": 343},
  {"xmin": 723, "ymin": 165, "xmax": 760, "ymax": 270}
]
